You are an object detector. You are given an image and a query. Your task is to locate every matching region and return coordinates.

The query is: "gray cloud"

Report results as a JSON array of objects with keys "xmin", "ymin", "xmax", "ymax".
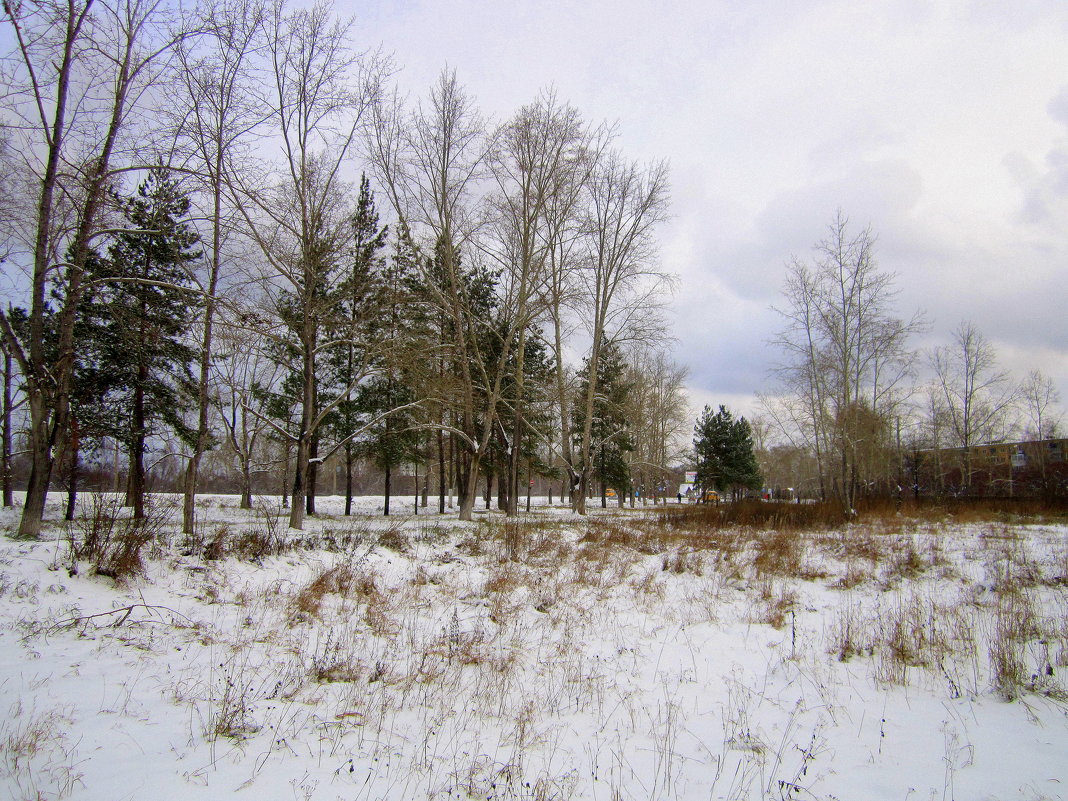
[{"xmin": 350, "ymin": 0, "xmax": 1068, "ymax": 419}]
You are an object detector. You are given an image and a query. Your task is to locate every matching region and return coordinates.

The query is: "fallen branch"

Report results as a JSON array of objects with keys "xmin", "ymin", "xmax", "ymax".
[{"xmin": 51, "ymin": 603, "xmax": 193, "ymax": 633}]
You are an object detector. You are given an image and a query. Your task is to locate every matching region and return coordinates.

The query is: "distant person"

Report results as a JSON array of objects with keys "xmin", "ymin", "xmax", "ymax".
[{"xmin": 677, "ymin": 492, "xmax": 682, "ymax": 504}]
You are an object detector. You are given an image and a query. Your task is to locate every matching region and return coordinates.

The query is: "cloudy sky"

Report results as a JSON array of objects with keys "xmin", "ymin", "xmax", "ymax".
[{"xmin": 353, "ymin": 0, "xmax": 1068, "ymax": 423}]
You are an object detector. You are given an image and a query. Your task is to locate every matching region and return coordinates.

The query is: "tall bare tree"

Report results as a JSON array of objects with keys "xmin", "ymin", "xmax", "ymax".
[
  {"xmin": 213, "ymin": 316, "xmax": 283, "ymax": 508},
  {"xmin": 770, "ymin": 212, "xmax": 923, "ymax": 508},
  {"xmin": 572, "ymin": 153, "xmax": 670, "ymax": 514},
  {"xmin": 368, "ymin": 70, "xmax": 500, "ymax": 521},
  {"xmin": 486, "ymin": 91, "xmax": 590, "ymax": 515},
  {"xmin": 173, "ymin": 0, "xmax": 266, "ymax": 533},
  {"xmin": 624, "ymin": 347, "xmax": 689, "ymax": 503},
  {"xmin": 232, "ymin": 0, "xmax": 390, "ymax": 529},
  {"xmin": 538, "ymin": 123, "xmax": 609, "ymax": 507},
  {"xmin": 1020, "ymin": 368, "xmax": 1062, "ymax": 440}
]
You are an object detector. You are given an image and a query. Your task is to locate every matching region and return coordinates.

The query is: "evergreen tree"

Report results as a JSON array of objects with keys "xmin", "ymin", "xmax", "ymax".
[
  {"xmin": 350, "ymin": 223, "xmax": 427, "ymax": 516},
  {"xmin": 95, "ymin": 169, "xmax": 200, "ymax": 518},
  {"xmin": 725, "ymin": 414, "xmax": 762, "ymax": 498},
  {"xmin": 573, "ymin": 341, "xmax": 634, "ymax": 507},
  {"xmin": 420, "ymin": 234, "xmax": 499, "ymax": 514},
  {"xmin": 57, "ymin": 248, "xmax": 118, "ymax": 518},
  {"xmin": 326, "ymin": 175, "xmax": 389, "ymax": 514},
  {"xmin": 488, "ymin": 322, "xmax": 556, "ymax": 511},
  {"xmin": 694, "ymin": 404, "xmax": 762, "ymax": 499}
]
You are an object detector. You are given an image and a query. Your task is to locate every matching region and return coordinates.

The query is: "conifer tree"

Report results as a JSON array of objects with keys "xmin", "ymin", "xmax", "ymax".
[
  {"xmin": 96, "ymin": 169, "xmax": 200, "ymax": 518},
  {"xmin": 354, "ymin": 224, "xmax": 429, "ymax": 515},
  {"xmin": 574, "ymin": 341, "xmax": 634, "ymax": 507},
  {"xmin": 694, "ymin": 404, "xmax": 762, "ymax": 499},
  {"xmin": 326, "ymin": 175, "xmax": 388, "ymax": 513}
]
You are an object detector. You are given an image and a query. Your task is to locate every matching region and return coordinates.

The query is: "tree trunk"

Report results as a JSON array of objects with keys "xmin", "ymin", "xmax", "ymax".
[
  {"xmin": 18, "ymin": 416, "xmax": 52, "ymax": 539},
  {"xmin": 2, "ymin": 350, "xmax": 12, "ymax": 508},
  {"xmin": 64, "ymin": 419, "xmax": 79, "ymax": 522},
  {"xmin": 305, "ymin": 432, "xmax": 318, "ymax": 516},
  {"xmin": 437, "ymin": 427, "xmax": 445, "ymax": 514},
  {"xmin": 240, "ymin": 459, "xmax": 253, "ymax": 509},
  {"xmin": 127, "ymin": 379, "xmax": 146, "ymax": 520},
  {"xmin": 383, "ymin": 463, "xmax": 391, "ymax": 516},
  {"xmin": 344, "ymin": 442, "xmax": 354, "ymax": 515},
  {"xmin": 280, "ymin": 438, "xmax": 291, "ymax": 508},
  {"xmin": 181, "ymin": 178, "xmax": 222, "ymax": 535},
  {"xmin": 458, "ymin": 453, "xmax": 479, "ymax": 521},
  {"xmin": 507, "ymin": 322, "xmax": 528, "ymax": 516},
  {"xmin": 497, "ymin": 462, "xmax": 508, "ymax": 511},
  {"xmin": 288, "ymin": 432, "xmax": 309, "ymax": 530},
  {"xmin": 525, "ymin": 462, "xmax": 532, "ymax": 513},
  {"xmin": 290, "ymin": 304, "xmax": 316, "ymax": 529}
]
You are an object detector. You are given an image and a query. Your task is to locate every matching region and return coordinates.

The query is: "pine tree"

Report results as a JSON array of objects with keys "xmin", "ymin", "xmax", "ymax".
[
  {"xmin": 694, "ymin": 404, "xmax": 762, "ymax": 499},
  {"xmin": 96, "ymin": 169, "xmax": 200, "ymax": 518},
  {"xmin": 725, "ymin": 414, "xmax": 762, "ymax": 498},
  {"xmin": 327, "ymin": 175, "xmax": 389, "ymax": 514},
  {"xmin": 574, "ymin": 341, "xmax": 634, "ymax": 507},
  {"xmin": 350, "ymin": 223, "xmax": 427, "ymax": 517}
]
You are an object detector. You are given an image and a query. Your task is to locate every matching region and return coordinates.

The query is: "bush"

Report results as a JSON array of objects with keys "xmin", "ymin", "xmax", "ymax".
[
  {"xmin": 656, "ymin": 499, "xmax": 850, "ymax": 532},
  {"xmin": 66, "ymin": 494, "xmax": 168, "ymax": 581}
]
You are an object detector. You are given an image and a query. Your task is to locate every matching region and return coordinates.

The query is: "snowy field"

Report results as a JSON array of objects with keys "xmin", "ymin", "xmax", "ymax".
[{"xmin": 1, "ymin": 492, "xmax": 1067, "ymax": 800}]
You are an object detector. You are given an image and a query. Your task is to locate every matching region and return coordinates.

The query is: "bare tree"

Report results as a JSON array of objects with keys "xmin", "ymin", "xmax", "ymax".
[
  {"xmin": 540, "ymin": 119, "xmax": 608, "ymax": 508},
  {"xmin": 573, "ymin": 153, "xmax": 670, "ymax": 514},
  {"xmin": 1, "ymin": 335, "xmax": 18, "ymax": 507},
  {"xmin": 368, "ymin": 70, "xmax": 499, "ymax": 522},
  {"xmin": 0, "ymin": 0, "xmax": 191, "ymax": 538},
  {"xmin": 622, "ymin": 346, "xmax": 689, "ymax": 504},
  {"xmin": 770, "ymin": 212, "xmax": 923, "ymax": 509},
  {"xmin": 213, "ymin": 316, "xmax": 283, "ymax": 508},
  {"xmin": 486, "ymin": 90, "xmax": 591, "ymax": 515},
  {"xmin": 931, "ymin": 320, "xmax": 1018, "ymax": 487},
  {"xmin": 1020, "ymin": 368, "xmax": 1062, "ymax": 440},
  {"xmin": 172, "ymin": 0, "xmax": 266, "ymax": 533}
]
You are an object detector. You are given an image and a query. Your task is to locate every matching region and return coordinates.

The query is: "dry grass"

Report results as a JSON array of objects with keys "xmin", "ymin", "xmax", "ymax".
[
  {"xmin": 376, "ymin": 524, "xmax": 410, "ymax": 553},
  {"xmin": 751, "ymin": 529, "xmax": 805, "ymax": 577},
  {"xmin": 656, "ymin": 499, "xmax": 852, "ymax": 533},
  {"xmin": 25, "ymin": 493, "xmax": 1068, "ymax": 798},
  {"xmin": 290, "ymin": 562, "xmax": 378, "ymax": 624},
  {"xmin": 0, "ymin": 703, "xmax": 82, "ymax": 801},
  {"xmin": 858, "ymin": 495, "xmax": 1068, "ymax": 524},
  {"xmin": 65, "ymin": 494, "xmax": 169, "ymax": 581},
  {"xmin": 753, "ymin": 578, "xmax": 797, "ymax": 629}
]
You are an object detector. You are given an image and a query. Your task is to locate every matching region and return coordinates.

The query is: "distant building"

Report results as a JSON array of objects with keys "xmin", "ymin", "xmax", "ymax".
[{"xmin": 910, "ymin": 437, "xmax": 1067, "ymax": 497}]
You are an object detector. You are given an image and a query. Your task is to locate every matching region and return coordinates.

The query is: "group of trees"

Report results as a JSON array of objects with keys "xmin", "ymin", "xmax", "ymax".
[
  {"xmin": 0, "ymin": 0, "xmax": 691, "ymax": 536},
  {"xmin": 762, "ymin": 212, "xmax": 1064, "ymax": 503}
]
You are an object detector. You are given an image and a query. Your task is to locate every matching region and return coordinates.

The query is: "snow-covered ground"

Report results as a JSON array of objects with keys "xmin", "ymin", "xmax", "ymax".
[{"xmin": 1, "ymin": 493, "xmax": 1066, "ymax": 800}]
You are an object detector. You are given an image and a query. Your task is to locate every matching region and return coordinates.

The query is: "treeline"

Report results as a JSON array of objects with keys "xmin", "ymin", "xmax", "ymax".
[
  {"xmin": 758, "ymin": 212, "xmax": 1065, "ymax": 504},
  {"xmin": 0, "ymin": 0, "xmax": 692, "ymax": 536}
]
